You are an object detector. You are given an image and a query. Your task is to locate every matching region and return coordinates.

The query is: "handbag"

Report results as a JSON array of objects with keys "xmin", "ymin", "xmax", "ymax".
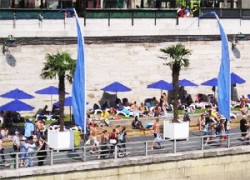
[{"xmin": 109, "ymin": 139, "xmax": 117, "ymax": 144}]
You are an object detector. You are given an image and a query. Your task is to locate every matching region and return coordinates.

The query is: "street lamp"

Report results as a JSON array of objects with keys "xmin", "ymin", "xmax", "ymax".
[
  {"xmin": 2, "ymin": 35, "xmax": 16, "ymax": 55},
  {"xmin": 231, "ymin": 32, "xmax": 245, "ymax": 50}
]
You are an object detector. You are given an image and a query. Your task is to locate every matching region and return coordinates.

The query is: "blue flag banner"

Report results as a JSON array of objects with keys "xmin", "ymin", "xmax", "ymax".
[
  {"xmin": 72, "ymin": 9, "xmax": 86, "ymax": 132},
  {"xmin": 200, "ymin": 12, "xmax": 230, "ymax": 120},
  {"xmin": 215, "ymin": 14, "xmax": 230, "ymax": 121}
]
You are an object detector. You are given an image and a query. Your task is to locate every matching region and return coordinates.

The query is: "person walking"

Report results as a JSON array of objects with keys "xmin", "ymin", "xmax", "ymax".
[
  {"xmin": 24, "ymin": 118, "xmax": 35, "ymax": 140},
  {"xmin": 12, "ymin": 131, "xmax": 20, "ymax": 152},
  {"xmin": 99, "ymin": 130, "xmax": 109, "ymax": 159},
  {"xmin": 89, "ymin": 123, "xmax": 99, "ymax": 154},
  {"xmin": 240, "ymin": 115, "xmax": 249, "ymax": 141},
  {"xmin": 204, "ymin": 122, "xmax": 214, "ymax": 145},
  {"xmin": 19, "ymin": 137, "xmax": 27, "ymax": 167},
  {"xmin": 25, "ymin": 137, "xmax": 36, "ymax": 167},
  {"xmin": 151, "ymin": 118, "xmax": 161, "ymax": 149},
  {"xmin": 118, "ymin": 126, "xmax": 128, "ymax": 154},
  {"xmin": 219, "ymin": 119, "xmax": 227, "ymax": 146},
  {"xmin": 0, "ymin": 135, "xmax": 9, "ymax": 166},
  {"xmin": 36, "ymin": 135, "xmax": 48, "ymax": 166}
]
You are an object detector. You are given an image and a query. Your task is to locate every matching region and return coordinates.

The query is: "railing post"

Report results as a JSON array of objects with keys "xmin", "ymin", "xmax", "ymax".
[
  {"xmin": 173, "ymin": 139, "xmax": 176, "ymax": 153},
  {"xmin": 108, "ymin": 8, "xmax": 111, "ymax": 26},
  {"xmin": 83, "ymin": 145, "xmax": 86, "ymax": 162},
  {"xmin": 13, "ymin": 12, "xmax": 16, "ymax": 29},
  {"xmin": 201, "ymin": 136, "xmax": 204, "ymax": 151},
  {"xmin": 176, "ymin": 14, "xmax": 179, "ymax": 25},
  {"xmin": 114, "ymin": 145, "xmax": 118, "ymax": 159},
  {"xmin": 145, "ymin": 141, "xmax": 148, "ymax": 156},
  {"xmin": 240, "ymin": 8, "xmax": 242, "ymax": 26},
  {"xmin": 154, "ymin": 10, "xmax": 157, "ymax": 26},
  {"xmin": 15, "ymin": 152, "xmax": 19, "ymax": 169},
  {"xmin": 227, "ymin": 134, "xmax": 231, "ymax": 148},
  {"xmin": 131, "ymin": 10, "xmax": 134, "ymax": 26},
  {"xmin": 50, "ymin": 150, "xmax": 54, "ymax": 166}
]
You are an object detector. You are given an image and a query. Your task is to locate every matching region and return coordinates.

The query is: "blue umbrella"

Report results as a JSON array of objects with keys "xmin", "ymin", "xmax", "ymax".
[
  {"xmin": 179, "ymin": 79, "xmax": 198, "ymax": 87},
  {"xmin": 54, "ymin": 96, "xmax": 72, "ymax": 123},
  {"xmin": 147, "ymin": 80, "xmax": 173, "ymax": 90},
  {"xmin": 101, "ymin": 82, "xmax": 131, "ymax": 93},
  {"xmin": 35, "ymin": 86, "xmax": 69, "ymax": 107},
  {"xmin": 201, "ymin": 78, "xmax": 218, "ymax": 86},
  {"xmin": 201, "ymin": 73, "xmax": 246, "ymax": 86},
  {"xmin": 231, "ymin": 72, "xmax": 246, "ymax": 84},
  {"xmin": 0, "ymin": 99, "xmax": 34, "ymax": 111},
  {"xmin": 54, "ymin": 96, "xmax": 72, "ymax": 107},
  {"xmin": 0, "ymin": 88, "xmax": 34, "ymax": 99},
  {"xmin": 35, "ymin": 86, "xmax": 69, "ymax": 95}
]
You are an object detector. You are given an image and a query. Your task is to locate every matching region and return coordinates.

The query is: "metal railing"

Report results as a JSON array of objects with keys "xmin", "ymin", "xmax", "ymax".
[
  {"xmin": 199, "ymin": 8, "xmax": 250, "ymax": 19},
  {"xmin": 0, "ymin": 8, "xmax": 178, "ymax": 26},
  {"xmin": 0, "ymin": 132, "xmax": 249, "ymax": 170}
]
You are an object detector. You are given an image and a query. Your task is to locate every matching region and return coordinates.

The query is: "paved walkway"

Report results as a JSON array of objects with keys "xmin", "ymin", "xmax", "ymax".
[{"xmin": 0, "ymin": 111, "xmax": 244, "ymax": 170}]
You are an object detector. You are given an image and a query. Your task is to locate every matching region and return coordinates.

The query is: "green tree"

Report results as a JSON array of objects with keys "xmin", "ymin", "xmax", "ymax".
[
  {"xmin": 160, "ymin": 43, "xmax": 191, "ymax": 122},
  {"xmin": 40, "ymin": 51, "xmax": 76, "ymax": 131}
]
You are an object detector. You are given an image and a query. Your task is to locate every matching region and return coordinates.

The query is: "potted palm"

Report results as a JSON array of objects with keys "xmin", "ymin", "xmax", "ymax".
[
  {"xmin": 40, "ymin": 51, "xmax": 76, "ymax": 150},
  {"xmin": 159, "ymin": 43, "xmax": 192, "ymax": 140}
]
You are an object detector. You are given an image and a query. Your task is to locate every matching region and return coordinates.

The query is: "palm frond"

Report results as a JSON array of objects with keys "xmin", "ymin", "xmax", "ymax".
[{"xmin": 40, "ymin": 51, "xmax": 75, "ymax": 83}]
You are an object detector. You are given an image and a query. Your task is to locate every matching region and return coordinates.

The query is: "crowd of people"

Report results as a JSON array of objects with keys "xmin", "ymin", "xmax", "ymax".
[
  {"xmin": 177, "ymin": 5, "xmax": 199, "ymax": 18},
  {"xmin": 85, "ymin": 123, "xmax": 129, "ymax": 159},
  {"xmin": 1, "ymin": 92, "xmax": 250, "ymax": 168},
  {"xmin": 0, "ymin": 117, "xmax": 48, "ymax": 167}
]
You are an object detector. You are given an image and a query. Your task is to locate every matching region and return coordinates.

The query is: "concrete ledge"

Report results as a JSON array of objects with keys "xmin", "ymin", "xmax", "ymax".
[{"xmin": 1, "ymin": 146, "xmax": 250, "ymax": 179}]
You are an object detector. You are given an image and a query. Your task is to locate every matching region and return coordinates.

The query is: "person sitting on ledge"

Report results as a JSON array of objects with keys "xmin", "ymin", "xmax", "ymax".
[
  {"xmin": 100, "ymin": 109, "xmax": 111, "ymax": 127},
  {"xmin": 131, "ymin": 116, "xmax": 145, "ymax": 135}
]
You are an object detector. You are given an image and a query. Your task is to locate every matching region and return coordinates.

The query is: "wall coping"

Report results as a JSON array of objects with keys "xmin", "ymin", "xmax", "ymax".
[{"xmin": 1, "ymin": 145, "xmax": 250, "ymax": 179}]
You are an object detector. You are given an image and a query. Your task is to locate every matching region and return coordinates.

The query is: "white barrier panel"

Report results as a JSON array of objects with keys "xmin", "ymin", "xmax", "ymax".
[
  {"xmin": 163, "ymin": 121, "xmax": 189, "ymax": 140},
  {"xmin": 48, "ymin": 130, "xmax": 74, "ymax": 150}
]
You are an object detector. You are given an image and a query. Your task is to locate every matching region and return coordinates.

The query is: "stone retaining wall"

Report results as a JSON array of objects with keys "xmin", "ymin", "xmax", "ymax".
[
  {"xmin": 0, "ymin": 18, "xmax": 249, "ymax": 115},
  {"xmin": 1, "ymin": 146, "xmax": 250, "ymax": 180}
]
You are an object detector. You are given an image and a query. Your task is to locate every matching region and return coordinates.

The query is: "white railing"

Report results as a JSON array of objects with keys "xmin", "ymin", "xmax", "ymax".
[{"xmin": 0, "ymin": 132, "xmax": 249, "ymax": 170}]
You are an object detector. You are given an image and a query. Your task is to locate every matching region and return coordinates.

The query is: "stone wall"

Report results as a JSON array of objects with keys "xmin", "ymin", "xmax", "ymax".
[
  {"xmin": 0, "ymin": 40, "xmax": 249, "ymax": 114},
  {"xmin": 1, "ymin": 146, "xmax": 250, "ymax": 180},
  {"xmin": 0, "ymin": 18, "xmax": 250, "ymax": 114}
]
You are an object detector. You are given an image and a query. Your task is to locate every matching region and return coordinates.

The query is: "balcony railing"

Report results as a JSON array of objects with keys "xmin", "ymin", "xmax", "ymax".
[{"xmin": 1, "ymin": 8, "xmax": 250, "ymax": 28}]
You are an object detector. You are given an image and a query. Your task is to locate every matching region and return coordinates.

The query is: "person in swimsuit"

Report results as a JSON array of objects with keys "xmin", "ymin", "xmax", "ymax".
[{"xmin": 151, "ymin": 118, "xmax": 161, "ymax": 149}]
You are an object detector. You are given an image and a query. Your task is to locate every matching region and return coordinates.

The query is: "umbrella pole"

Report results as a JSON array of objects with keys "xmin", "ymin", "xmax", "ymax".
[
  {"xmin": 214, "ymin": 87, "xmax": 216, "ymax": 106},
  {"xmin": 51, "ymin": 94, "xmax": 53, "ymax": 110},
  {"xmin": 70, "ymin": 106, "xmax": 72, "ymax": 125}
]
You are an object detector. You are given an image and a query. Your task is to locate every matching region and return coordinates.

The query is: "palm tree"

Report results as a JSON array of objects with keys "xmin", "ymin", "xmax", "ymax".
[
  {"xmin": 160, "ymin": 43, "xmax": 191, "ymax": 122},
  {"xmin": 40, "ymin": 51, "xmax": 76, "ymax": 131}
]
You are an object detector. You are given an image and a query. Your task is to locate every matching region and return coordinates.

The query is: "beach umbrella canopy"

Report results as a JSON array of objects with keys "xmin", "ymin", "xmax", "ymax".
[
  {"xmin": 35, "ymin": 86, "xmax": 69, "ymax": 106},
  {"xmin": 54, "ymin": 96, "xmax": 72, "ymax": 123},
  {"xmin": 147, "ymin": 80, "xmax": 173, "ymax": 90},
  {"xmin": 54, "ymin": 96, "xmax": 72, "ymax": 107},
  {"xmin": 231, "ymin": 72, "xmax": 246, "ymax": 84},
  {"xmin": 101, "ymin": 81, "xmax": 131, "ymax": 93},
  {"xmin": 201, "ymin": 73, "xmax": 246, "ymax": 86},
  {"xmin": 201, "ymin": 78, "xmax": 218, "ymax": 86},
  {"xmin": 179, "ymin": 79, "xmax": 198, "ymax": 87},
  {"xmin": 35, "ymin": 86, "xmax": 69, "ymax": 95},
  {"xmin": 0, "ymin": 88, "xmax": 34, "ymax": 99},
  {"xmin": 0, "ymin": 99, "xmax": 34, "ymax": 111}
]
